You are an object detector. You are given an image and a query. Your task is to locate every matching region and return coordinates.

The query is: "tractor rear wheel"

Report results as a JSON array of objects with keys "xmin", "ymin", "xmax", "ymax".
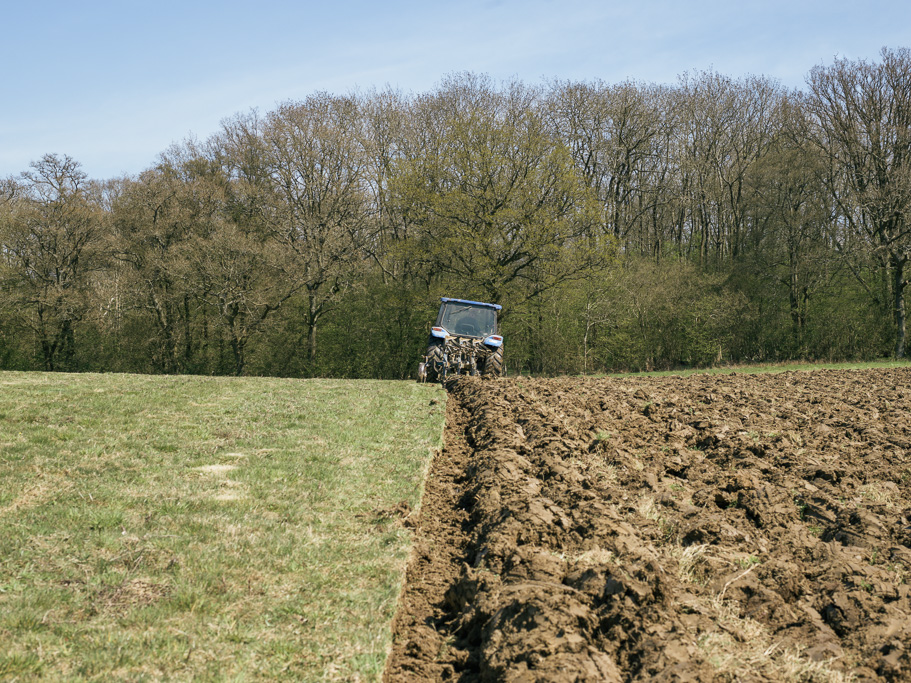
[
  {"xmin": 426, "ymin": 344, "xmax": 445, "ymax": 382},
  {"xmin": 483, "ymin": 347, "xmax": 504, "ymax": 377}
]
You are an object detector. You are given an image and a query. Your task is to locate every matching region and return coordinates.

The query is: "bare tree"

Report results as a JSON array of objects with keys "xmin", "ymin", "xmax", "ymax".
[
  {"xmin": 547, "ymin": 79, "xmax": 670, "ymax": 255},
  {"xmin": 742, "ymin": 95, "xmax": 838, "ymax": 353},
  {"xmin": 180, "ymin": 221, "xmax": 299, "ymax": 376},
  {"xmin": 807, "ymin": 47, "xmax": 911, "ymax": 356},
  {"xmin": 0, "ymin": 154, "xmax": 108, "ymax": 370},
  {"xmin": 358, "ymin": 88, "xmax": 413, "ymax": 281},
  {"xmin": 251, "ymin": 94, "xmax": 369, "ymax": 366},
  {"xmin": 672, "ymin": 71, "xmax": 783, "ymax": 266},
  {"xmin": 112, "ymin": 141, "xmax": 223, "ymax": 372}
]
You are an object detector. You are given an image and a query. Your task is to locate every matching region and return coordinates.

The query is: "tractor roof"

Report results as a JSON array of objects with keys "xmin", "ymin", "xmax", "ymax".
[{"xmin": 440, "ymin": 297, "xmax": 502, "ymax": 311}]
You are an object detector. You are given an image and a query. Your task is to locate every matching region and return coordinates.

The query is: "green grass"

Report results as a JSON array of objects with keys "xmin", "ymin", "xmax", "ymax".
[
  {"xmin": 0, "ymin": 371, "xmax": 445, "ymax": 681},
  {"xmin": 604, "ymin": 358, "xmax": 911, "ymax": 378}
]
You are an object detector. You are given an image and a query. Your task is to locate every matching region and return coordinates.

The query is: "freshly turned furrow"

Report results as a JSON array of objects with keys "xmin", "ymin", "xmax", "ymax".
[{"xmin": 384, "ymin": 395, "xmax": 474, "ymax": 681}]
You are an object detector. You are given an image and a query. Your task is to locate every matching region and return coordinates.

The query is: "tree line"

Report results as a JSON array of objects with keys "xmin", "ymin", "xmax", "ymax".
[{"xmin": 2, "ymin": 48, "xmax": 910, "ymax": 378}]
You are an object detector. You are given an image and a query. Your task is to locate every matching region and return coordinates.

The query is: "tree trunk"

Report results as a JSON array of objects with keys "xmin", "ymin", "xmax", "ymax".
[
  {"xmin": 788, "ymin": 243, "xmax": 803, "ymax": 353},
  {"xmin": 892, "ymin": 253, "xmax": 907, "ymax": 358},
  {"xmin": 226, "ymin": 309, "xmax": 245, "ymax": 376},
  {"xmin": 307, "ymin": 322, "xmax": 317, "ymax": 365},
  {"xmin": 182, "ymin": 294, "xmax": 193, "ymax": 371},
  {"xmin": 60, "ymin": 318, "xmax": 75, "ymax": 371},
  {"xmin": 306, "ymin": 291, "xmax": 320, "ymax": 368},
  {"xmin": 37, "ymin": 306, "xmax": 56, "ymax": 371},
  {"xmin": 229, "ymin": 334, "xmax": 246, "ymax": 376},
  {"xmin": 149, "ymin": 292, "xmax": 176, "ymax": 373}
]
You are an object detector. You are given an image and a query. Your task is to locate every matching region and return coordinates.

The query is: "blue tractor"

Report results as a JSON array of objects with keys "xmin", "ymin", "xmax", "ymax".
[{"xmin": 418, "ymin": 297, "xmax": 504, "ymax": 383}]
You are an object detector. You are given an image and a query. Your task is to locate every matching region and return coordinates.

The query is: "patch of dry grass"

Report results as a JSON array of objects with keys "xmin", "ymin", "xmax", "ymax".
[
  {"xmin": 669, "ymin": 548, "xmax": 853, "ymax": 681},
  {"xmin": 695, "ymin": 598, "xmax": 855, "ymax": 682}
]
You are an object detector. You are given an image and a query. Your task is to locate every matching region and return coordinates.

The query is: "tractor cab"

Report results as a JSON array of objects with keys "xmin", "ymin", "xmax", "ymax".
[{"xmin": 434, "ymin": 298, "xmax": 499, "ymax": 338}]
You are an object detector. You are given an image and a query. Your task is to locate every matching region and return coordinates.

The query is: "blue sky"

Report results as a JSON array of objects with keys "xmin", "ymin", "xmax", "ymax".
[{"xmin": 2, "ymin": 0, "xmax": 909, "ymax": 180}]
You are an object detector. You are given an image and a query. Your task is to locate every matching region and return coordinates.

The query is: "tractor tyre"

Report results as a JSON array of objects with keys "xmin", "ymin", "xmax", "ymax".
[
  {"xmin": 483, "ymin": 347, "xmax": 504, "ymax": 377},
  {"xmin": 426, "ymin": 344, "xmax": 445, "ymax": 383}
]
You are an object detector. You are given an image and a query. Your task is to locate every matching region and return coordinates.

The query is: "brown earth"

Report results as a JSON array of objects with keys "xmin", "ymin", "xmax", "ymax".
[{"xmin": 384, "ymin": 369, "xmax": 911, "ymax": 682}]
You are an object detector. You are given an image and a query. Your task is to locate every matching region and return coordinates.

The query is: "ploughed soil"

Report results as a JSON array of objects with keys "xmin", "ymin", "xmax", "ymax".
[{"xmin": 384, "ymin": 369, "xmax": 911, "ymax": 682}]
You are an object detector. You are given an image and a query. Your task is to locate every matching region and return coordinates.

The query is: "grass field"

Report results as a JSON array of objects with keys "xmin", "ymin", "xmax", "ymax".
[{"xmin": 0, "ymin": 372, "xmax": 445, "ymax": 681}]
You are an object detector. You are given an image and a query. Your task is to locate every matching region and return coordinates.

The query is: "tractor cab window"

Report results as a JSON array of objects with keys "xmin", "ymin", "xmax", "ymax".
[{"xmin": 437, "ymin": 303, "xmax": 497, "ymax": 338}]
